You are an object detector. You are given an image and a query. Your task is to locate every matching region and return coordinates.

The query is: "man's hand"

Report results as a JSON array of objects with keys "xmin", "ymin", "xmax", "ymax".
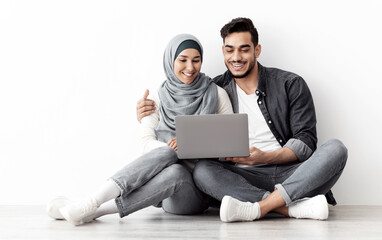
[
  {"xmin": 225, "ymin": 146, "xmax": 267, "ymax": 165},
  {"xmin": 167, "ymin": 137, "xmax": 177, "ymax": 151},
  {"xmin": 136, "ymin": 89, "xmax": 156, "ymax": 123},
  {"xmin": 225, "ymin": 146, "xmax": 298, "ymax": 165}
]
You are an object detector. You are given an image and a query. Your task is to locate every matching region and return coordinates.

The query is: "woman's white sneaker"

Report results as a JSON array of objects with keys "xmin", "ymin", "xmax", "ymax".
[
  {"xmin": 288, "ymin": 195, "xmax": 329, "ymax": 220},
  {"xmin": 46, "ymin": 196, "xmax": 71, "ymax": 220},
  {"xmin": 220, "ymin": 196, "xmax": 261, "ymax": 222},
  {"xmin": 59, "ymin": 197, "xmax": 98, "ymax": 226}
]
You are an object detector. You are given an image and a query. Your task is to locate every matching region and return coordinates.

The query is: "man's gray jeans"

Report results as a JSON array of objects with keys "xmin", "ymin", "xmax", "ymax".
[
  {"xmin": 110, "ymin": 146, "xmax": 208, "ymax": 218},
  {"xmin": 193, "ymin": 139, "xmax": 348, "ymax": 206}
]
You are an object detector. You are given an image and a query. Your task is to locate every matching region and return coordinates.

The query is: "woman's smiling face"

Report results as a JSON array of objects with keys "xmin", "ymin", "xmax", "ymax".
[{"xmin": 173, "ymin": 48, "xmax": 202, "ymax": 84}]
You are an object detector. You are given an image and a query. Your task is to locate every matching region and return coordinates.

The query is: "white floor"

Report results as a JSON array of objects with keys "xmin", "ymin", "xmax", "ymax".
[{"xmin": 1, "ymin": 205, "xmax": 381, "ymax": 240}]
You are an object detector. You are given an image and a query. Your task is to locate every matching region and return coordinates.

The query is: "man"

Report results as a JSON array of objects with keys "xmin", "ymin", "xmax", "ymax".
[{"xmin": 136, "ymin": 17, "xmax": 347, "ymax": 222}]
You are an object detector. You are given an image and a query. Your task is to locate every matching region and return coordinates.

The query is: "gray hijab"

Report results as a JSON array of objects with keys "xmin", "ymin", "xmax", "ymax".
[{"xmin": 155, "ymin": 34, "xmax": 218, "ymax": 143}]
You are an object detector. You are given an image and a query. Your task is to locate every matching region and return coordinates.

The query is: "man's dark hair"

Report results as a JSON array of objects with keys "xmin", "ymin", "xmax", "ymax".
[{"xmin": 220, "ymin": 17, "xmax": 258, "ymax": 46}]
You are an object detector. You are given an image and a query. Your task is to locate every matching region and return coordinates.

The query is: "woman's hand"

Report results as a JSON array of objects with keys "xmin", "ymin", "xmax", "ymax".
[
  {"xmin": 136, "ymin": 89, "xmax": 156, "ymax": 123},
  {"xmin": 167, "ymin": 137, "xmax": 177, "ymax": 151}
]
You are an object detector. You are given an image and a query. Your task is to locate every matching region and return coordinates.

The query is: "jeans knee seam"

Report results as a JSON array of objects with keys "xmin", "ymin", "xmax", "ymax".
[
  {"xmin": 119, "ymin": 178, "xmax": 193, "ymax": 217},
  {"xmin": 119, "ymin": 184, "xmax": 178, "ymax": 217}
]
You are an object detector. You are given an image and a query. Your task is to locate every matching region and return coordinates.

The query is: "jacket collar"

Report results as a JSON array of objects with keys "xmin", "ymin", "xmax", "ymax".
[{"xmin": 256, "ymin": 62, "xmax": 267, "ymax": 97}]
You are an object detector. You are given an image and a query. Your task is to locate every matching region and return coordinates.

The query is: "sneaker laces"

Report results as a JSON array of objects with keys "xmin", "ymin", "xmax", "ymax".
[
  {"xmin": 297, "ymin": 204, "xmax": 314, "ymax": 218},
  {"xmin": 293, "ymin": 200, "xmax": 315, "ymax": 218},
  {"xmin": 80, "ymin": 198, "xmax": 97, "ymax": 215},
  {"xmin": 236, "ymin": 203, "xmax": 256, "ymax": 220}
]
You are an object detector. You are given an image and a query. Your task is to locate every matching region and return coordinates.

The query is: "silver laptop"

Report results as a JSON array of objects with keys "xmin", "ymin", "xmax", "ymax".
[{"xmin": 175, "ymin": 113, "xmax": 250, "ymax": 159}]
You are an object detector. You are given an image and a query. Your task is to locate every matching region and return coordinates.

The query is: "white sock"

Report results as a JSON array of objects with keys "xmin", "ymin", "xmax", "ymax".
[
  {"xmin": 94, "ymin": 199, "xmax": 119, "ymax": 219},
  {"xmin": 91, "ymin": 179, "xmax": 121, "ymax": 207}
]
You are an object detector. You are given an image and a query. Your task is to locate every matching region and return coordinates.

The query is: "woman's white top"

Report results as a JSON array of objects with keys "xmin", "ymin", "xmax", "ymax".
[{"xmin": 139, "ymin": 86, "xmax": 233, "ymax": 154}]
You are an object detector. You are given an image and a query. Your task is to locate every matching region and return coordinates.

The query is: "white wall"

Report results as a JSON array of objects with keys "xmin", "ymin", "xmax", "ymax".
[{"xmin": 1, "ymin": 0, "xmax": 381, "ymax": 205}]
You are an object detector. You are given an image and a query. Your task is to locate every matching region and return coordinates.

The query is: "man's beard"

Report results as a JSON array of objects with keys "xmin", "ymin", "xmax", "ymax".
[{"xmin": 225, "ymin": 60, "xmax": 255, "ymax": 79}]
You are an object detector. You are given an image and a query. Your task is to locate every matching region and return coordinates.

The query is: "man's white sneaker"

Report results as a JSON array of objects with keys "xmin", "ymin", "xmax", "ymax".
[
  {"xmin": 220, "ymin": 196, "xmax": 261, "ymax": 223},
  {"xmin": 46, "ymin": 196, "xmax": 71, "ymax": 220},
  {"xmin": 288, "ymin": 195, "xmax": 329, "ymax": 220},
  {"xmin": 59, "ymin": 197, "xmax": 98, "ymax": 226}
]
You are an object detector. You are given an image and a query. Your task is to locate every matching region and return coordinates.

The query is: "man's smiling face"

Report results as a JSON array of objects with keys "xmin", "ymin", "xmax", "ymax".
[{"xmin": 222, "ymin": 32, "xmax": 260, "ymax": 79}]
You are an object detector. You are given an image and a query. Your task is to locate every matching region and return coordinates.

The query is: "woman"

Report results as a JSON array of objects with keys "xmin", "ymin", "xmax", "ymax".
[{"xmin": 46, "ymin": 34, "xmax": 233, "ymax": 226}]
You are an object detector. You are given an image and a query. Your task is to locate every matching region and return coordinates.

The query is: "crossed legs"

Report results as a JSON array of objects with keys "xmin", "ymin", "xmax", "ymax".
[
  {"xmin": 194, "ymin": 139, "xmax": 348, "ymax": 221},
  {"xmin": 49, "ymin": 146, "xmax": 208, "ymax": 226}
]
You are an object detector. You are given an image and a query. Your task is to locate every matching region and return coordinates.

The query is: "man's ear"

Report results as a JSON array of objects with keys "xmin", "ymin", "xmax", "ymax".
[
  {"xmin": 255, "ymin": 44, "xmax": 262, "ymax": 58},
  {"xmin": 222, "ymin": 44, "xmax": 225, "ymax": 53}
]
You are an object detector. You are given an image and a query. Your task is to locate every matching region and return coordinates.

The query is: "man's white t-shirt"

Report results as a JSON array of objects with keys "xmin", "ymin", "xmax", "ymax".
[{"xmin": 236, "ymin": 84, "xmax": 281, "ymax": 153}]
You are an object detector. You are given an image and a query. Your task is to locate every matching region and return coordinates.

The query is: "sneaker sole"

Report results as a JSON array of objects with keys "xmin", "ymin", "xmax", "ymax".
[{"xmin": 220, "ymin": 196, "xmax": 232, "ymax": 222}]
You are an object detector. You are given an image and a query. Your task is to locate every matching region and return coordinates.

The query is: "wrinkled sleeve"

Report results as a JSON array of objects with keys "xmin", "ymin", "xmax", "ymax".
[
  {"xmin": 138, "ymin": 90, "xmax": 167, "ymax": 154},
  {"xmin": 283, "ymin": 77, "xmax": 317, "ymax": 162}
]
